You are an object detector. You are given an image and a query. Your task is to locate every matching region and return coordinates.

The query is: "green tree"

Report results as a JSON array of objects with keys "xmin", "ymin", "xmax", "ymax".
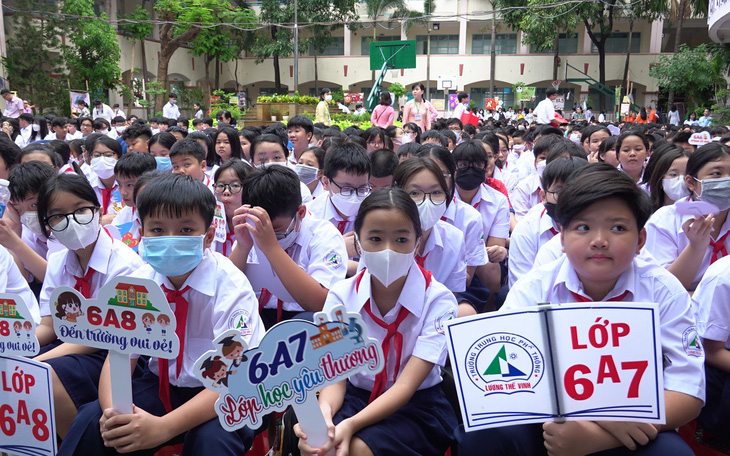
[
  {"xmin": 365, "ymin": 0, "xmax": 407, "ymax": 39},
  {"xmin": 119, "ymin": 5, "xmax": 155, "ymax": 113},
  {"xmin": 62, "ymin": 0, "xmax": 122, "ymax": 93}
]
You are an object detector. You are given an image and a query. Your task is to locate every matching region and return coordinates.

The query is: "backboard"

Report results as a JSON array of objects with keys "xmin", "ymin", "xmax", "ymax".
[{"xmin": 369, "ymin": 40, "xmax": 417, "ymax": 71}]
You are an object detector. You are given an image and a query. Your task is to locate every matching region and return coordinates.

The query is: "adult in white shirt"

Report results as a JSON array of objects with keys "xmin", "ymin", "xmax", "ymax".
[
  {"xmin": 534, "ymin": 87, "xmax": 558, "ymax": 125},
  {"xmin": 15, "ymin": 113, "xmax": 34, "ymax": 148},
  {"xmin": 91, "ymin": 99, "xmax": 114, "ymax": 122},
  {"xmin": 452, "ymin": 91, "xmax": 469, "ymax": 120},
  {"xmin": 162, "ymin": 93, "xmax": 181, "ymax": 120}
]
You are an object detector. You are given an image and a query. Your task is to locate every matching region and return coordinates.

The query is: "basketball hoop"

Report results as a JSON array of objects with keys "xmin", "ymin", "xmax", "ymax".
[
  {"xmin": 442, "ymin": 80, "xmax": 453, "ymax": 90},
  {"xmin": 551, "ymin": 80, "xmax": 562, "ymax": 90}
]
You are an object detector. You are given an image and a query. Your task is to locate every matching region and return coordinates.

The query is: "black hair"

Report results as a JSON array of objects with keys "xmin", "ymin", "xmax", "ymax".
[
  {"xmin": 212, "ymin": 127, "xmax": 242, "ymax": 165},
  {"xmin": 68, "ymin": 139, "xmax": 84, "ymax": 160},
  {"xmin": 393, "ymin": 156, "xmax": 451, "ymax": 208},
  {"xmin": 441, "ymin": 130, "xmax": 457, "ymax": 148},
  {"xmin": 354, "ymin": 187, "xmax": 422, "ymax": 240},
  {"xmin": 0, "ymin": 89, "xmax": 10, "ymax": 95},
  {"xmin": 122, "ymin": 124, "xmax": 153, "ymax": 141},
  {"xmin": 91, "ymin": 135, "xmax": 123, "ymax": 158},
  {"xmin": 463, "ymin": 123, "xmax": 477, "ymax": 138},
  {"xmin": 251, "ymin": 133, "xmax": 288, "ymax": 163},
  {"xmin": 556, "ymin": 163, "xmax": 652, "ymax": 230},
  {"xmin": 411, "ymin": 83, "xmax": 426, "ymax": 92},
  {"xmin": 9, "ymin": 161, "xmax": 56, "ymax": 202},
  {"xmin": 457, "ymin": 91, "xmax": 468, "ymax": 102},
  {"xmin": 214, "ymin": 157, "xmax": 251, "ymax": 184},
  {"xmin": 541, "ymin": 157, "xmax": 590, "ymax": 191},
  {"xmin": 240, "ymin": 165, "xmax": 302, "ymax": 220},
  {"xmin": 93, "ymin": 119, "xmax": 110, "ymax": 131},
  {"xmin": 615, "ymin": 131, "xmax": 650, "ymax": 157},
  {"xmin": 597, "ymin": 136, "xmax": 618, "ymax": 163},
  {"xmin": 166, "ymin": 126, "xmax": 189, "ymax": 138},
  {"xmin": 421, "ymin": 130, "xmax": 448, "ymax": 148},
  {"xmin": 37, "ymin": 173, "xmax": 100, "ymax": 238},
  {"xmin": 535, "ymin": 125, "xmax": 563, "ymax": 138},
  {"xmin": 0, "ymin": 136, "xmax": 20, "ymax": 171},
  {"xmin": 287, "ymin": 115, "xmax": 314, "ymax": 136},
  {"xmin": 132, "ymin": 170, "xmax": 168, "ymax": 204},
  {"xmin": 533, "ymin": 134, "xmax": 564, "ymax": 159},
  {"xmin": 31, "ymin": 116, "xmax": 48, "ymax": 142},
  {"xmin": 416, "ymin": 144, "xmax": 456, "ymax": 199},
  {"xmin": 114, "ymin": 152, "xmax": 157, "ymax": 180},
  {"xmin": 20, "ymin": 143, "xmax": 60, "ymax": 168},
  {"xmin": 475, "ymin": 131, "xmax": 500, "ymax": 157},
  {"xmin": 686, "ymin": 142, "xmax": 730, "ymax": 178},
  {"xmin": 397, "ymin": 142, "xmax": 420, "ymax": 160},
  {"xmin": 452, "ymin": 140, "xmax": 487, "ymax": 163},
  {"xmin": 323, "ymin": 143, "xmax": 371, "ymax": 179},
  {"xmin": 370, "ymin": 149, "xmax": 399, "ymax": 178},
  {"xmin": 48, "ymin": 140, "xmax": 71, "ymax": 164},
  {"xmin": 169, "ymin": 138, "xmax": 207, "ymax": 164},
  {"xmin": 379, "ymin": 92, "xmax": 392, "ymax": 105},
  {"xmin": 148, "ymin": 132, "xmax": 177, "ymax": 155},
  {"xmin": 50, "ymin": 117, "xmax": 67, "ymax": 129},
  {"xmin": 261, "ymin": 124, "xmax": 288, "ymax": 144},
  {"xmin": 545, "ymin": 87, "xmax": 558, "ymax": 97},
  {"xmin": 546, "ymin": 139, "xmax": 588, "ymax": 163},
  {"xmin": 18, "ymin": 113, "xmax": 33, "ymax": 124},
  {"xmin": 645, "ymin": 144, "xmax": 690, "ymax": 211},
  {"xmin": 300, "ymin": 146, "xmax": 326, "ymax": 169},
  {"xmin": 346, "ymin": 135, "xmax": 368, "ymax": 149},
  {"xmin": 83, "ymin": 133, "xmax": 104, "ymax": 157},
  {"xmin": 402, "ymin": 122, "xmax": 422, "ymax": 144},
  {"xmin": 320, "ymin": 87, "xmax": 331, "ymax": 99},
  {"xmin": 136, "ymin": 173, "xmax": 216, "ymax": 229}
]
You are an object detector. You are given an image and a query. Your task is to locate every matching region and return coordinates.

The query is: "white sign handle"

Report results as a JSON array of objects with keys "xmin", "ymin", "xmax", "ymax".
[
  {"xmin": 109, "ymin": 351, "xmax": 133, "ymax": 415},
  {"xmin": 293, "ymin": 396, "xmax": 335, "ymax": 455}
]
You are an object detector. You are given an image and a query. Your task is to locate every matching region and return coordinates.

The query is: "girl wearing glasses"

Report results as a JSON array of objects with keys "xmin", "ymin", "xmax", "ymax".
[
  {"xmin": 212, "ymin": 158, "xmax": 251, "ymax": 256},
  {"xmin": 33, "ymin": 173, "xmax": 143, "ymax": 438}
]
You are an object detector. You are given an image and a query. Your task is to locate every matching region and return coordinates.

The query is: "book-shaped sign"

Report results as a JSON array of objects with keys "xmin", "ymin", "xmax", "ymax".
[
  {"xmin": 196, "ymin": 305, "xmax": 384, "ymax": 449},
  {"xmin": 445, "ymin": 302, "xmax": 665, "ymax": 432},
  {"xmin": 50, "ymin": 277, "xmax": 180, "ymax": 414},
  {"xmin": 0, "ymin": 293, "xmax": 40, "ymax": 357}
]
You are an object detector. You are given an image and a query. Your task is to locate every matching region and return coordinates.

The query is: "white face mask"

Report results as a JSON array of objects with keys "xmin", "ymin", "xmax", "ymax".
[
  {"xmin": 115, "ymin": 126, "xmax": 126, "ymax": 133},
  {"xmin": 294, "ymin": 164, "xmax": 319, "ymax": 185},
  {"xmin": 90, "ymin": 156, "xmax": 117, "ymax": 179},
  {"xmin": 512, "ymin": 144, "xmax": 525, "ymax": 153},
  {"xmin": 53, "ymin": 212, "xmax": 100, "ymax": 251},
  {"xmin": 324, "ymin": 95, "xmax": 333, "ymax": 102},
  {"xmin": 330, "ymin": 190, "xmax": 364, "ymax": 218},
  {"xmin": 358, "ymin": 239, "xmax": 416, "ymax": 287},
  {"xmin": 417, "ymin": 200, "xmax": 447, "ymax": 231},
  {"xmin": 536, "ymin": 159, "xmax": 547, "ymax": 177},
  {"xmin": 32, "ymin": 124, "xmax": 41, "ymax": 132},
  {"xmin": 401, "ymin": 134, "xmax": 413, "ymax": 144},
  {"xmin": 275, "ymin": 217, "xmax": 299, "ymax": 251},
  {"xmin": 20, "ymin": 211, "xmax": 44, "ymax": 237},
  {"xmin": 662, "ymin": 176, "xmax": 690, "ymax": 202}
]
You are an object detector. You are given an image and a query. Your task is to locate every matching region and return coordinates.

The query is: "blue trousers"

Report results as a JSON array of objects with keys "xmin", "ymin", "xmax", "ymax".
[
  {"xmin": 57, "ymin": 368, "xmax": 255, "ymax": 456},
  {"xmin": 698, "ymin": 363, "xmax": 730, "ymax": 441},
  {"xmin": 455, "ymin": 423, "xmax": 694, "ymax": 456}
]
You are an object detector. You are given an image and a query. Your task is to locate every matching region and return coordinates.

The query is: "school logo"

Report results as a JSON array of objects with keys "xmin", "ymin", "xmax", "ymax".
[
  {"xmin": 229, "ymin": 309, "xmax": 253, "ymax": 336},
  {"xmin": 478, "ymin": 234, "xmax": 485, "ymax": 246},
  {"xmin": 465, "ymin": 332, "xmax": 544, "ymax": 395},
  {"xmin": 434, "ymin": 311, "xmax": 456, "ymax": 335},
  {"xmin": 324, "ymin": 250, "xmax": 343, "ymax": 269},
  {"xmin": 682, "ymin": 326, "xmax": 703, "ymax": 357}
]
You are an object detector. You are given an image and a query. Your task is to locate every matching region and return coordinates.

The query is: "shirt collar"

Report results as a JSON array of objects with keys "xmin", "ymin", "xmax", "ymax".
[
  {"xmin": 324, "ymin": 195, "xmax": 349, "ymax": 222},
  {"xmin": 164, "ymin": 249, "xmax": 216, "ymax": 297},
  {"xmin": 356, "ymin": 263, "xmax": 427, "ymax": 319},
  {"xmin": 64, "ymin": 228, "xmax": 112, "ymax": 276},
  {"xmin": 554, "ymin": 256, "xmax": 635, "ymax": 301}
]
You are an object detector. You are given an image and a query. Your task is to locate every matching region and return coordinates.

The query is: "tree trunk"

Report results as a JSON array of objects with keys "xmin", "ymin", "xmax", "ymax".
[
  {"xmin": 128, "ymin": 40, "xmax": 135, "ymax": 114},
  {"xmin": 552, "ymin": 36, "xmax": 560, "ymax": 81},
  {"xmin": 204, "ymin": 55, "xmax": 213, "ymax": 110},
  {"xmin": 271, "ymin": 26, "xmax": 282, "ymax": 92},
  {"xmin": 156, "ymin": 52, "xmax": 172, "ymax": 112},
  {"xmin": 622, "ymin": 20, "xmax": 634, "ymax": 105},
  {"xmin": 668, "ymin": 0, "xmax": 688, "ymax": 109},
  {"xmin": 155, "ymin": 20, "xmax": 202, "ymax": 110},
  {"xmin": 314, "ymin": 51, "xmax": 319, "ymax": 95},
  {"xmin": 214, "ymin": 55, "xmax": 220, "ymax": 92},
  {"xmin": 598, "ymin": 41, "xmax": 607, "ymax": 111},
  {"xmin": 490, "ymin": 2, "xmax": 496, "ymax": 99}
]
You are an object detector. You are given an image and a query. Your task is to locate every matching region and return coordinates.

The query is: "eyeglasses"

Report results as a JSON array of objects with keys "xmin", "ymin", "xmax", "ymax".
[
  {"xmin": 275, "ymin": 217, "xmax": 296, "ymax": 240},
  {"xmin": 456, "ymin": 161, "xmax": 487, "ymax": 170},
  {"xmin": 545, "ymin": 188, "xmax": 563, "ymax": 198},
  {"xmin": 91, "ymin": 151, "xmax": 117, "ymax": 159},
  {"xmin": 330, "ymin": 179, "xmax": 371, "ymax": 198},
  {"xmin": 443, "ymin": 173, "xmax": 452, "ymax": 180},
  {"xmin": 367, "ymin": 140, "xmax": 384, "ymax": 148},
  {"xmin": 214, "ymin": 182, "xmax": 243, "ymax": 194},
  {"xmin": 45, "ymin": 206, "xmax": 99, "ymax": 232},
  {"xmin": 408, "ymin": 189, "xmax": 447, "ymax": 205}
]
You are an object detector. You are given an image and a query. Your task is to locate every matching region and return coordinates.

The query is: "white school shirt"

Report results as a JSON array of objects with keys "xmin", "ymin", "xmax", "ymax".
[
  {"xmin": 509, "ymin": 172, "xmax": 542, "ymax": 220},
  {"xmin": 299, "ymin": 181, "xmax": 313, "ymax": 205},
  {"xmin": 417, "ymin": 221, "xmax": 467, "ymax": 293},
  {"xmin": 692, "ymin": 255, "xmax": 730, "ymax": 348},
  {"xmin": 504, "ymin": 255, "xmax": 705, "ymax": 403},
  {"xmin": 453, "ymin": 103, "xmax": 467, "ymax": 120},
  {"xmin": 39, "ymin": 229, "xmax": 143, "ymax": 316},
  {"xmin": 509, "ymin": 204, "xmax": 559, "ymax": 287},
  {"xmin": 108, "ymin": 205, "xmax": 142, "ymax": 253},
  {"xmin": 311, "ymin": 180, "xmax": 325, "ymax": 199},
  {"xmin": 89, "ymin": 175, "xmax": 124, "ymax": 216},
  {"xmin": 644, "ymin": 199, "xmax": 730, "ymax": 290},
  {"xmin": 212, "ymin": 224, "xmax": 235, "ymax": 257},
  {"xmin": 205, "ymin": 164, "xmax": 219, "ymax": 180},
  {"xmin": 534, "ymin": 97, "xmax": 555, "ymax": 125},
  {"xmin": 441, "ymin": 198, "xmax": 488, "ymax": 267},
  {"xmin": 324, "ymin": 264, "xmax": 457, "ymax": 392},
  {"xmin": 130, "ymin": 250, "xmax": 265, "ymax": 387},
  {"xmin": 306, "ymin": 194, "xmax": 355, "ymax": 235},
  {"xmin": 256, "ymin": 213, "xmax": 348, "ymax": 312},
  {"xmin": 0, "ymin": 245, "xmax": 40, "ymax": 324},
  {"xmin": 162, "ymin": 102, "xmax": 180, "ymax": 120},
  {"xmin": 456, "ymin": 183, "xmax": 510, "ymax": 240},
  {"xmin": 93, "ymin": 104, "xmax": 115, "ymax": 122},
  {"xmin": 15, "ymin": 125, "xmax": 31, "ymax": 148}
]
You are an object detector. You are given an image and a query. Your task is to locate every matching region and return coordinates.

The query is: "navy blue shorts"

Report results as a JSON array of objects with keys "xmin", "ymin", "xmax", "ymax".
[
  {"xmin": 698, "ymin": 363, "xmax": 730, "ymax": 440},
  {"xmin": 260, "ymin": 308, "xmax": 313, "ymax": 330},
  {"xmin": 456, "ymin": 275, "xmax": 490, "ymax": 313},
  {"xmin": 333, "ymin": 381, "xmax": 457, "ymax": 456}
]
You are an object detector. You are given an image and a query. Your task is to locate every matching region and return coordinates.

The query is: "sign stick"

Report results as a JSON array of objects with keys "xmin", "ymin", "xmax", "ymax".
[
  {"xmin": 293, "ymin": 397, "xmax": 332, "ymax": 451},
  {"xmin": 109, "ymin": 351, "xmax": 133, "ymax": 414}
]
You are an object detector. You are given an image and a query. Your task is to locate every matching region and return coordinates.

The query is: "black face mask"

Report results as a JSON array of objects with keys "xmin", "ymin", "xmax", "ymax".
[
  {"xmin": 544, "ymin": 202, "xmax": 557, "ymax": 221},
  {"xmin": 456, "ymin": 167, "xmax": 486, "ymax": 191},
  {"xmin": 495, "ymin": 159, "xmax": 504, "ymax": 169}
]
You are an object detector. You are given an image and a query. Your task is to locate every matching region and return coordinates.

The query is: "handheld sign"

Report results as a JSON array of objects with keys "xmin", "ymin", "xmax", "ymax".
[
  {"xmin": 689, "ymin": 131, "xmax": 712, "ymax": 146},
  {"xmin": 50, "ymin": 277, "xmax": 179, "ymax": 414},
  {"xmin": 0, "ymin": 293, "xmax": 40, "ymax": 357},
  {"xmin": 196, "ymin": 305, "xmax": 384, "ymax": 449},
  {"xmin": 213, "ymin": 201, "xmax": 227, "ymax": 244},
  {"xmin": 0, "ymin": 355, "xmax": 57, "ymax": 456},
  {"xmin": 675, "ymin": 200, "xmax": 720, "ymax": 218},
  {"xmin": 446, "ymin": 303, "xmax": 665, "ymax": 431}
]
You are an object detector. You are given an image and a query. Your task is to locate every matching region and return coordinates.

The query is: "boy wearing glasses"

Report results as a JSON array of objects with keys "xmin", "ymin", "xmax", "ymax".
[{"xmin": 230, "ymin": 166, "xmax": 347, "ymax": 328}]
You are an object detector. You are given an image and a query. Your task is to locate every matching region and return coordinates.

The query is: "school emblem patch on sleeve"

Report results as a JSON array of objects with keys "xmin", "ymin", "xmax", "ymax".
[
  {"xmin": 682, "ymin": 326, "xmax": 703, "ymax": 357},
  {"xmin": 324, "ymin": 250, "xmax": 343, "ymax": 269},
  {"xmin": 229, "ymin": 309, "xmax": 253, "ymax": 336}
]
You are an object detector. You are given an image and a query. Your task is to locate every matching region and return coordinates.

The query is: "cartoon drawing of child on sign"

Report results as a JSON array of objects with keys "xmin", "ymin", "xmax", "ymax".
[
  {"xmin": 157, "ymin": 314, "xmax": 170, "ymax": 336},
  {"xmin": 201, "ymin": 356, "xmax": 230, "ymax": 387},
  {"xmin": 55, "ymin": 291, "xmax": 84, "ymax": 322}
]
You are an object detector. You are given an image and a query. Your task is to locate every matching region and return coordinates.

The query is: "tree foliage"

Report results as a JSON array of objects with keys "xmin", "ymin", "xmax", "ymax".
[{"xmin": 649, "ymin": 43, "xmax": 724, "ymax": 108}]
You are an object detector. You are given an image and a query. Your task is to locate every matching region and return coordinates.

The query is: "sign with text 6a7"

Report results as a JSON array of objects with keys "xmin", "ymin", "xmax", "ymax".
[
  {"xmin": 446, "ymin": 303, "xmax": 665, "ymax": 431},
  {"xmin": 0, "ymin": 355, "xmax": 56, "ymax": 456}
]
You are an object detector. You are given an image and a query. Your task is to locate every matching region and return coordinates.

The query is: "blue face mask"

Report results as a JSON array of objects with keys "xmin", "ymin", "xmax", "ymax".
[
  {"xmin": 155, "ymin": 156, "xmax": 172, "ymax": 172},
  {"xmin": 141, "ymin": 235, "xmax": 205, "ymax": 277}
]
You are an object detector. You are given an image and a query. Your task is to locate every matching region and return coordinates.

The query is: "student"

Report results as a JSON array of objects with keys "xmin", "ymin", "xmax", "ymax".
[
  {"xmin": 316, "ymin": 88, "xmax": 332, "ymax": 126},
  {"xmin": 453, "ymin": 91, "xmax": 469, "ymax": 120},
  {"xmin": 89, "ymin": 136, "xmax": 124, "ymax": 223},
  {"xmin": 122, "ymin": 124, "xmax": 153, "ymax": 153},
  {"xmin": 108, "ymin": 153, "xmax": 158, "ymax": 252},
  {"xmin": 369, "ymin": 148, "xmax": 399, "ymax": 192},
  {"xmin": 597, "ymin": 136, "xmax": 619, "ymax": 168},
  {"xmin": 644, "ymin": 144, "xmax": 690, "ymax": 212},
  {"xmin": 363, "ymin": 127, "xmax": 391, "ymax": 154},
  {"xmin": 58, "ymin": 173, "xmax": 265, "ymax": 455},
  {"xmin": 509, "ymin": 135, "xmax": 562, "ymax": 219},
  {"xmin": 0, "ymin": 135, "xmax": 20, "ymax": 179},
  {"xmin": 239, "ymin": 128, "xmax": 258, "ymax": 163},
  {"xmin": 249, "ymin": 133, "xmax": 313, "ymax": 203},
  {"xmin": 46, "ymin": 117, "xmax": 70, "ymax": 142},
  {"xmin": 402, "ymin": 122, "xmax": 422, "ymax": 145},
  {"xmin": 296, "ymin": 146, "xmax": 326, "ymax": 198},
  {"xmin": 169, "ymin": 138, "xmax": 214, "ymax": 190},
  {"xmin": 457, "ymin": 164, "xmax": 703, "ymax": 456},
  {"xmin": 508, "ymin": 157, "xmax": 588, "ymax": 287},
  {"xmin": 617, "ymin": 131, "xmax": 649, "ymax": 183},
  {"xmin": 33, "ymin": 173, "xmax": 143, "ymax": 437},
  {"xmin": 585, "ymin": 125, "xmax": 611, "ymax": 161},
  {"xmin": 229, "ymin": 165, "xmax": 347, "ymax": 328},
  {"xmin": 0, "ymin": 244, "xmax": 39, "ymax": 321},
  {"xmin": 295, "ymin": 187, "xmax": 458, "ymax": 456},
  {"xmin": 148, "ymin": 132, "xmax": 176, "ymax": 158},
  {"xmin": 644, "ymin": 142, "xmax": 730, "ymax": 290},
  {"xmin": 306, "ymin": 143, "xmax": 371, "ymax": 273},
  {"xmin": 212, "ymin": 127, "xmax": 242, "ymax": 170},
  {"xmin": 287, "ymin": 115, "xmax": 314, "ymax": 164},
  {"xmin": 212, "ymin": 158, "xmax": 250, "ymax": 256},
  {"xmin": 393, "ymin": 157, "xmax": 467, "ymax": 292}
]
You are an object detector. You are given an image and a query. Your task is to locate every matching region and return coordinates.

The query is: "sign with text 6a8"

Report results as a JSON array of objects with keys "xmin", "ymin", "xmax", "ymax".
[{"xmin": 0, "ymin": 355, "xmax": 56, "ymax": 456}]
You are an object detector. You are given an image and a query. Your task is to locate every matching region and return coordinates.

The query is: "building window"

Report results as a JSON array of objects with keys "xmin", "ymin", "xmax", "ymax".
[
  {"xmin": 310, "ymin": 37, "xmax": 344, "ymax": 56},
  {"xmin": 531, "ymin": 33, "xmax": 579, "ymax": 54},
  {"xmin": 362, "ymin": 36, "xmax": 402, "ymax": 56},
  {"xmin": 590, "ymin": 32, "xmax": 640, "ymax": 53},
  {"xmin": 416, "ymin": 35, "xmax": 459, "ymax": 55},
  {"xmin": 472, "ymin": 34, "xmax": 518, "ymax": 55}
]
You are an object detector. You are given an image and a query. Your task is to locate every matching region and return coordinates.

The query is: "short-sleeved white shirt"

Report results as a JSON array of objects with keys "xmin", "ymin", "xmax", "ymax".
[
  {"xmin": 692, "ymin": 255, "xmax": 730, "ymax": 348},
  {"xmin": 644, "ymin": 199, "xmax": 730, "ymax": 289},
  {"xmin": 534, "ymin": 97, "xmax": 556, "ymax": 125},
  {"xmin": 419, "ymin": 221, "xmax": 467, "ymax": 293},
  {"xmin": 0, "ymin": 246, "xmax": 40, "ymax": 324},
  {"xmin": 509, "ymin": 172, "xmax": 542, "ymax": 220},
  {"xmin": 89, "ymin": 175, "xmax": 124, "ymax": 216},
  {"xmin": 456, "ymin": 183, "xmax": 510, "ymax": 240},
  {"xmin": 131, "ymin": 250, "xmax": 265, "ymax": 387},
  {"xmin": 306, "ymin": 193, "xmax": 355, "ymax": 235},
  {"xmin": 324, "ymin": 264, "xmax": 457, "ymax": 392},
  {"xmin": 505, "ymin": 255, "xmax": 705, "ymax": 402},
  {"xmin": 509, "ymin": 204, "xmax": 559, "ymax": 287},
  {"xmin": 39, "ymin": 229, "xmax": 143, "ymax": 316},
  {"xmin": 441, "ymin": 198, "xmax": 487, "ymax": 267},
  {"xmin": 255, "ymin": 213, "xmax": 348, "ymax": 312}
]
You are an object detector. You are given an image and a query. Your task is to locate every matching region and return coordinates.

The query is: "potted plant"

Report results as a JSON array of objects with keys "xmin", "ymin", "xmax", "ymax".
[
  {"xmin": 281, "ymin": 108, "xmax": 290, "ymax": 122},
  {"xmin": 270, "ymin": 106, "xmax": 281, "ymax": 121}
]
